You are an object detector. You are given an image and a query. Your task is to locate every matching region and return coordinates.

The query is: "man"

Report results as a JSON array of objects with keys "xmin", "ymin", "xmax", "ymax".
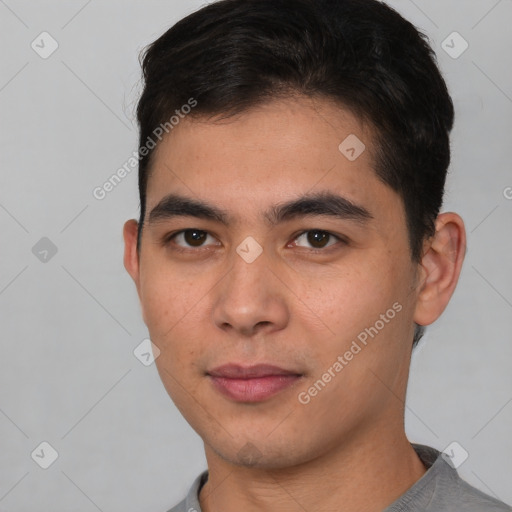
[{"xmin": 123, "ymin": 0, "xmax": 511, "ymax": 510}]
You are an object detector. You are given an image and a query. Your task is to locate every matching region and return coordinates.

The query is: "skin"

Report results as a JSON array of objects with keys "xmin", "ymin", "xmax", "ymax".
[{"xmin": 123, "ymin": 96, "xmax": 466, "ymax": 512}]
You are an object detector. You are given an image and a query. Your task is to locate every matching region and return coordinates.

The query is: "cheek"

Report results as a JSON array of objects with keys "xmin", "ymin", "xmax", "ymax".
[
  {"xmin": 138, "ymin": 257, "xmax": 207, "ymax": 343},
  {"xmin": 142, "ymin": 270, "xmax": 206, "ymax": 396},
  {"xmin": 294, "ymin": 254, "xmax": 413, "ymax": 380},
  {"xmin": 298, "ymin": 262, "xmax": 397, "ymax": 336},
  {"xmin": 137, "ymin": 256, "xmax": 223, "ymax": 388}
]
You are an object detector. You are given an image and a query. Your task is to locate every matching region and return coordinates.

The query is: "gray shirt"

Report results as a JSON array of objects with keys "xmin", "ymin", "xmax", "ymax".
[{"xmin": 167, "ymin": 444, "xmax": 511, "ymax": 512}]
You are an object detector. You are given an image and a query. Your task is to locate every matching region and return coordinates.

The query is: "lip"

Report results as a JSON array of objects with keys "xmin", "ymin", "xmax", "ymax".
[
  {"xmin": 207, "ymin": 364, "xmax": 303, "ymax": 402},
  {"xmin": 208, "ymin": 363, "xmax": 300, "ymax": 378}
]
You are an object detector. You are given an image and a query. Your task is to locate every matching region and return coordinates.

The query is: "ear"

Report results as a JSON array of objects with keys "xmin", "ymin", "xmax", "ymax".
[
  {"xmin": 413, "ymin": 212, "xmax": 466, "ymax": 326},
  {"xmin": 123, "ymin": 219, "xmax": 141, "ymax": 296}
]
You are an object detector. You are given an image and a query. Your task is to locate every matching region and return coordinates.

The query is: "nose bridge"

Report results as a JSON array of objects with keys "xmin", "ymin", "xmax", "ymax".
[
  {"xmin": 211, "ymin": 239, "xmax": 289, "ymax": 335},
  {"xmin": 224, "ymin": 240, "xmax": 269, "ymax": 305}
]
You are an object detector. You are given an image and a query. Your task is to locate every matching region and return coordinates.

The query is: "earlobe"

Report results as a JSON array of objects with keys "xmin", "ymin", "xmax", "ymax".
[
  {"xmin": 413, "ymin": 212, "xmax": 466, "ymax": 327},
  {"xmin": 123, "ymin": 219, "xmax": 141, "ymax": 291}
]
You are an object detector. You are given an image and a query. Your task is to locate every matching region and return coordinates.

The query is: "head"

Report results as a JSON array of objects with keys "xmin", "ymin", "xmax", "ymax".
[{"xmin": 124, "ymin": 0, "xmax": 465, "ymax": 469}]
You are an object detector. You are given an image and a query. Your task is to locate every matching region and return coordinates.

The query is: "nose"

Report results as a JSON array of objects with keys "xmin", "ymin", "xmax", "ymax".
[{"xmin": 211, "ymin": 249, "xmax": 290, "ymax": 338}]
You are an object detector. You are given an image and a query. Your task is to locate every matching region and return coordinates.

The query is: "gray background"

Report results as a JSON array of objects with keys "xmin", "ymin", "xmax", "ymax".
[{"xmin": 0, "ymin": 1, "xmax": 511, "ymax": 511}]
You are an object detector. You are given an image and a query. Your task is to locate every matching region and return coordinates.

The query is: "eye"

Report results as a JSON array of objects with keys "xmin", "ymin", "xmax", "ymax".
[
  {"xmin": 166, "ymin": 229, "xmax": 220, "ymax": 249},
  {"xmin": 290, "ymin": 230, "xmax": 344, "ymax": 250}
]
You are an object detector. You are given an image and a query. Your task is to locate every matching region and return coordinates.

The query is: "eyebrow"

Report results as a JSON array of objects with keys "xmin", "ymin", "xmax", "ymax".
[{"xmin": 147, "ymin": 191, "xmax": 373, "ymax": 227}]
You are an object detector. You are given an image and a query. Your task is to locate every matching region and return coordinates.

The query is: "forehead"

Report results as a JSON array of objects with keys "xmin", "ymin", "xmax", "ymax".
[{"xmin": 144, "ymin": 96, "xmax": 397, "ymax": 220}]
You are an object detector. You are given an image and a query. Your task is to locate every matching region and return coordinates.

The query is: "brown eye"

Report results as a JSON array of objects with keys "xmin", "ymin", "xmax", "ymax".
[
  {"xmin": 167, "ymin": 229, "xmax": 220, "ymax": 250},
  {"xmin": 183, "ymin": 229, "xmax": 207, "ymax": 247},
  {"xmin": 307, "ymin": 230, "xmax": 330, "ymax": 248},
  {"xmin": 292, "ymin": 230, "xmax": 342, "ymax": 250}
]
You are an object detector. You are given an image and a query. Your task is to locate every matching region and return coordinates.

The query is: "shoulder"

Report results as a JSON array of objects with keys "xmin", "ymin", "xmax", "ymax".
[
  {"xmin": 452, "ymin": 478, "xmax": 512, "ymax": 511},
  {"xmin": 411, "ymin": 444, "xmax": 511, "ymax": 512},
  {"xmin": 165, "ymin": 498, "xmax": 188, "ymax": 512},
  {"xmin": 164, "ymin": 471, "xmax": 208, "ymax": 512}
]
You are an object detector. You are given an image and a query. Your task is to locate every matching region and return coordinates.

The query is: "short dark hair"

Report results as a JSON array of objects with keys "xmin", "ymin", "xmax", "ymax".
[{"xmin": 135, "ymin": 0, "xmax": 454, "ymax": 347}]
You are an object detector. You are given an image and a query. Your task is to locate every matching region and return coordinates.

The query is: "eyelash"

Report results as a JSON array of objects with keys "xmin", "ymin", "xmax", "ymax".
[{"xmin": 161, "ymin": 229, "xmax": 347, "ymax": 253}]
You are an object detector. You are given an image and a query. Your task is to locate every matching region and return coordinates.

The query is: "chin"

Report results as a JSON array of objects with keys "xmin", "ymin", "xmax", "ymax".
[{"xmin": 208, "ymin": 434, "xmax": 316, "ymax": 470}]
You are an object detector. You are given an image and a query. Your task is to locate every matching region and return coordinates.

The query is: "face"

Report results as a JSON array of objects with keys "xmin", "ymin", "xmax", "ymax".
[{"xmin": 125, "ymin": 96, "xmax": 423, "ymax": 469}]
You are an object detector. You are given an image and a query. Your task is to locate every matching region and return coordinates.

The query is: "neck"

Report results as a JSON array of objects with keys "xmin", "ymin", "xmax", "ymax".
[{"xmin": 199, "ymin": 426, "xmax": 427, "ymax": 512}]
